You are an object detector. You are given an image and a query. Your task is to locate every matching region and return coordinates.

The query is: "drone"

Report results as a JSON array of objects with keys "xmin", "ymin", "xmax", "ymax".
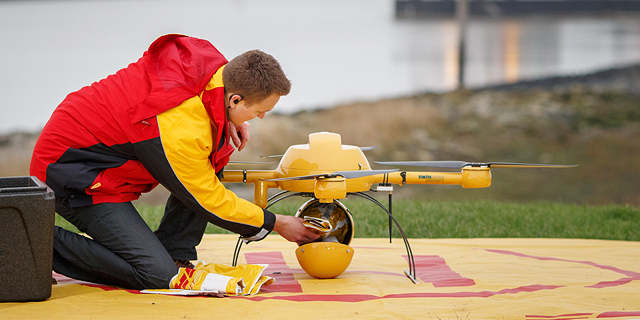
[{"xmin": 221, "ymin": 131, "xmax": 576, "ymax": 283}]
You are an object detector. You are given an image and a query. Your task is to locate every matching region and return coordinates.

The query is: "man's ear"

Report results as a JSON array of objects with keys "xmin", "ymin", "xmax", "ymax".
[{"xmin": 229, "ymin": 94, "xmax": 244, "ymax": 106}]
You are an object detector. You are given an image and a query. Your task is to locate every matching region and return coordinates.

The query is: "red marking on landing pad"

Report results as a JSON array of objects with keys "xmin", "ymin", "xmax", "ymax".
[
  {"xmin": 526, "ymin": 313, "xmax": 591, "ymax": 320},
  {"xmin": 597, "ymin": 311, "xmax": 640, "ymax": 318},
  {"xmin": 53, "ymin": 273, "xmax": 141, "ymax": 294},
  {"xmin": 484, "ymin": 249, "xmax": 640, "ymax": 288},
  {"xmin": 526, "ymin": 311, "xmax": 640, "ymax": 319},
  {"xmin": 244, "ymin": 251, "xmax": 303, "ymax": 293},
  {"xmin": 236, "ymin": 284, "xmax": 562, "ymax": 302},
  {"xmin": 527, "ymin": 317, "xmax": 589, "ymax": 320},
  {"xmin": 404, "ymin": 255, "xmax": 475, "ymax": 287}
]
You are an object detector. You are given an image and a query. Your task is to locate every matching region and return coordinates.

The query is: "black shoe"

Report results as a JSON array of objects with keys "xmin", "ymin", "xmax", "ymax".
[{"xmin": 174, "ymin": 260, "xmax": 195, "ymax": 269}]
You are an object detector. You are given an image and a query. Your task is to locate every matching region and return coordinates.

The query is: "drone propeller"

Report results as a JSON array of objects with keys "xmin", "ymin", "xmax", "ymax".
[
  {"xmin": 374, "ymin": 161, "xmax": 578, "ymax": 169},
  {"xmin": 262, "ymin": 169, "xmax": 399, "ymax": 182},
  {"xmin": 260, "ymin": 146, "xmax": 376, "ymax": 159},
  {"xmin": 337, "ymin": 168, "xmax": 397, "ymax": 178},
  {"xmin": 227, "ymin": 161, "xmax": 275, "ymax": 165}
]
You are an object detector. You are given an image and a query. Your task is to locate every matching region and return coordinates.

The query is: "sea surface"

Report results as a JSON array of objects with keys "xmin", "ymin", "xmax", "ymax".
[{"xmin": 1, "ymin": 0, "xmax": 639, "ymax": 133}]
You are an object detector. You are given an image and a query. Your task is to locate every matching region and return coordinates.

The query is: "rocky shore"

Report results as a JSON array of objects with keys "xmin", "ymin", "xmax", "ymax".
[{"xmin": 486, "ymin": 64, "xmax": 640, "ymax": 94}]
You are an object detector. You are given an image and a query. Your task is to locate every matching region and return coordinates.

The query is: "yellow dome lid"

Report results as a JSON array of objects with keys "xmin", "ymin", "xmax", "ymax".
[{"xmin": 295, "ymin": 242, "xmax": 354, "ymax": 279}]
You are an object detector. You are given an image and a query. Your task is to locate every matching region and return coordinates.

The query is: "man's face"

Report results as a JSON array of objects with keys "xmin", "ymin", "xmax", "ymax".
[{"xmin": 228, "ymin": 93, "xmax": 280, "ymax": 126}]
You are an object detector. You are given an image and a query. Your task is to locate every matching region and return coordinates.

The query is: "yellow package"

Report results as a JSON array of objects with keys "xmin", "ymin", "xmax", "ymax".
[
  {"xmin": 196, "ymin": 262, "xmax": 271, "ymax": 296},
  {"xmin": 249, "ymin": 276, "xmax": 275, "ymax": 295},
  {"xmin": 169, "ymin": 266, "xmax": 243, "ymax": 295}
]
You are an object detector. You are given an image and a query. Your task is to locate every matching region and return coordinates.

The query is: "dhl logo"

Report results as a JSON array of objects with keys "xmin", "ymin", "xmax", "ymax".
[{"xmin": 173, "ymin": 268, "xmax": 196, "ymax": 289}]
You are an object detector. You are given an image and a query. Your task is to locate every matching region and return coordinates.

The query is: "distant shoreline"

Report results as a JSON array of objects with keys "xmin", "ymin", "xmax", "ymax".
[
  {"xmin": 396, "ymin": 0, "xmax": 640, "ymax": 19},
  {"xmin": 477, "ymin": 63, "xmax": 640, "ymax": 95}
]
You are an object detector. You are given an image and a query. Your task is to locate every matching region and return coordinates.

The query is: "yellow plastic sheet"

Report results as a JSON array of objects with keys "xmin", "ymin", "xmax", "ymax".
[
  {"xmin": 2, "ymin": 234, "xmax": 640, "ymax": 320},
  {"xmin": 146, "ymin": 262, "xmax": 272, "ymax": 296}
]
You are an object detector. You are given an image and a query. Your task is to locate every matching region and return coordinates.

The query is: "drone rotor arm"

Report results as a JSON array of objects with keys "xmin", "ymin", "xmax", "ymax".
[{"xmin": 375, "ymin": 161, "xmax": 578, "ymax": 169}]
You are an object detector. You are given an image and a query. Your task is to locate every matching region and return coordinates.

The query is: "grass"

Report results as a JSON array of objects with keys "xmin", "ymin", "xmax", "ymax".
[{"xmin": 55, "ymin": 198, "xmax": 640, "ymax": 241}]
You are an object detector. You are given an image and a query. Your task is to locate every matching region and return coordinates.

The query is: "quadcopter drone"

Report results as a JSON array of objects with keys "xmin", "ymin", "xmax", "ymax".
[{"xmin": 221, "ymin": 132, "xmax": 576, "ymax": 283}]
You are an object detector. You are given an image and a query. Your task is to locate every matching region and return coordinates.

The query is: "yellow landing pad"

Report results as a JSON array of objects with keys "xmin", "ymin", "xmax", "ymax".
[{"xmin": 2, "ymin": 235, "xmax": 640, "ymax": 320}]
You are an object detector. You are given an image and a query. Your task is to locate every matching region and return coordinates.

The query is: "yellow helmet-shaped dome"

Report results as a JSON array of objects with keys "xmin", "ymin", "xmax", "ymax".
[
  {"xmin": 295, "ymin": 242, "xmax": 354, "ymax": 279},
  {"xmin": 294, "ymin": 199, "xmax": 356, "ymax": 278}
]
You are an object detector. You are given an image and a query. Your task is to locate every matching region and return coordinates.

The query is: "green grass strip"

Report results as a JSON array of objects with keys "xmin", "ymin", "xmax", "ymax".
[{"xmin": 55, "ymin": 199, "xmax": 640, "ymax": 241}]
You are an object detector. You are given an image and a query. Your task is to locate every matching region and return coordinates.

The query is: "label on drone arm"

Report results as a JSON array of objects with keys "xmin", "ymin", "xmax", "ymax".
[{"xmin": 417, "ymin": 174, "xmax": 446, "ymax": 182}]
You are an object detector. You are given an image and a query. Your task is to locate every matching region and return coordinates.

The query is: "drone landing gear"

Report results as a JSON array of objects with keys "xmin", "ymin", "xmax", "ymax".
[
  {"xmin": 231, "ymin": 190, "xmax": 418, "ymax": 284},
  {"xmin": 349, "ymin": 191, "xmax": 417, "ymax": 284}
]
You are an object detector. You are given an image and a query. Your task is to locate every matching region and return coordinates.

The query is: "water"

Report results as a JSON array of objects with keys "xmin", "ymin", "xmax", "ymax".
[{"xmin": 1, "ymin": 0, "xmax": 639, "ymax": 133}]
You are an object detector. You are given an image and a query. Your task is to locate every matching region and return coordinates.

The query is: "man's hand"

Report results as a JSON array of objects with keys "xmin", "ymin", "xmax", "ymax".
[
  {"xmin": 228, "ymin": 121, "xmax": 250, "ymax": 152},
  {"xmin": 273, "ymin": 214, "xmax": 322, "ymax": 246}
]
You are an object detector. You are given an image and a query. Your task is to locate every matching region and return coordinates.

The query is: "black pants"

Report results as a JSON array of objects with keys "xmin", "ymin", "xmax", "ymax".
[
  {"xmin": 155, "ymin": 194, "xmax": 209, "ymax": 261},
  {"xmin": 53, "ymin": 194, "xmax": 208, "ymax": 290}
]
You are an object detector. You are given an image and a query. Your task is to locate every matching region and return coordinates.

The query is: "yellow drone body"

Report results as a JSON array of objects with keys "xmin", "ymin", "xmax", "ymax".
[
  {"xmin": 275, "ymin": 132, "xmax": 374, "ymax": 202},
  {"xmin": 221, "ymin": 131, "xmax": 575, "ymax": 208}
]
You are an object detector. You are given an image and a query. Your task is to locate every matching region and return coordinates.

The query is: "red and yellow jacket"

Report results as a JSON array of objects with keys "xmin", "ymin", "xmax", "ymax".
[{"xmin": 30, "ymin": 34, "xmax": 274, "ymax": 241}]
